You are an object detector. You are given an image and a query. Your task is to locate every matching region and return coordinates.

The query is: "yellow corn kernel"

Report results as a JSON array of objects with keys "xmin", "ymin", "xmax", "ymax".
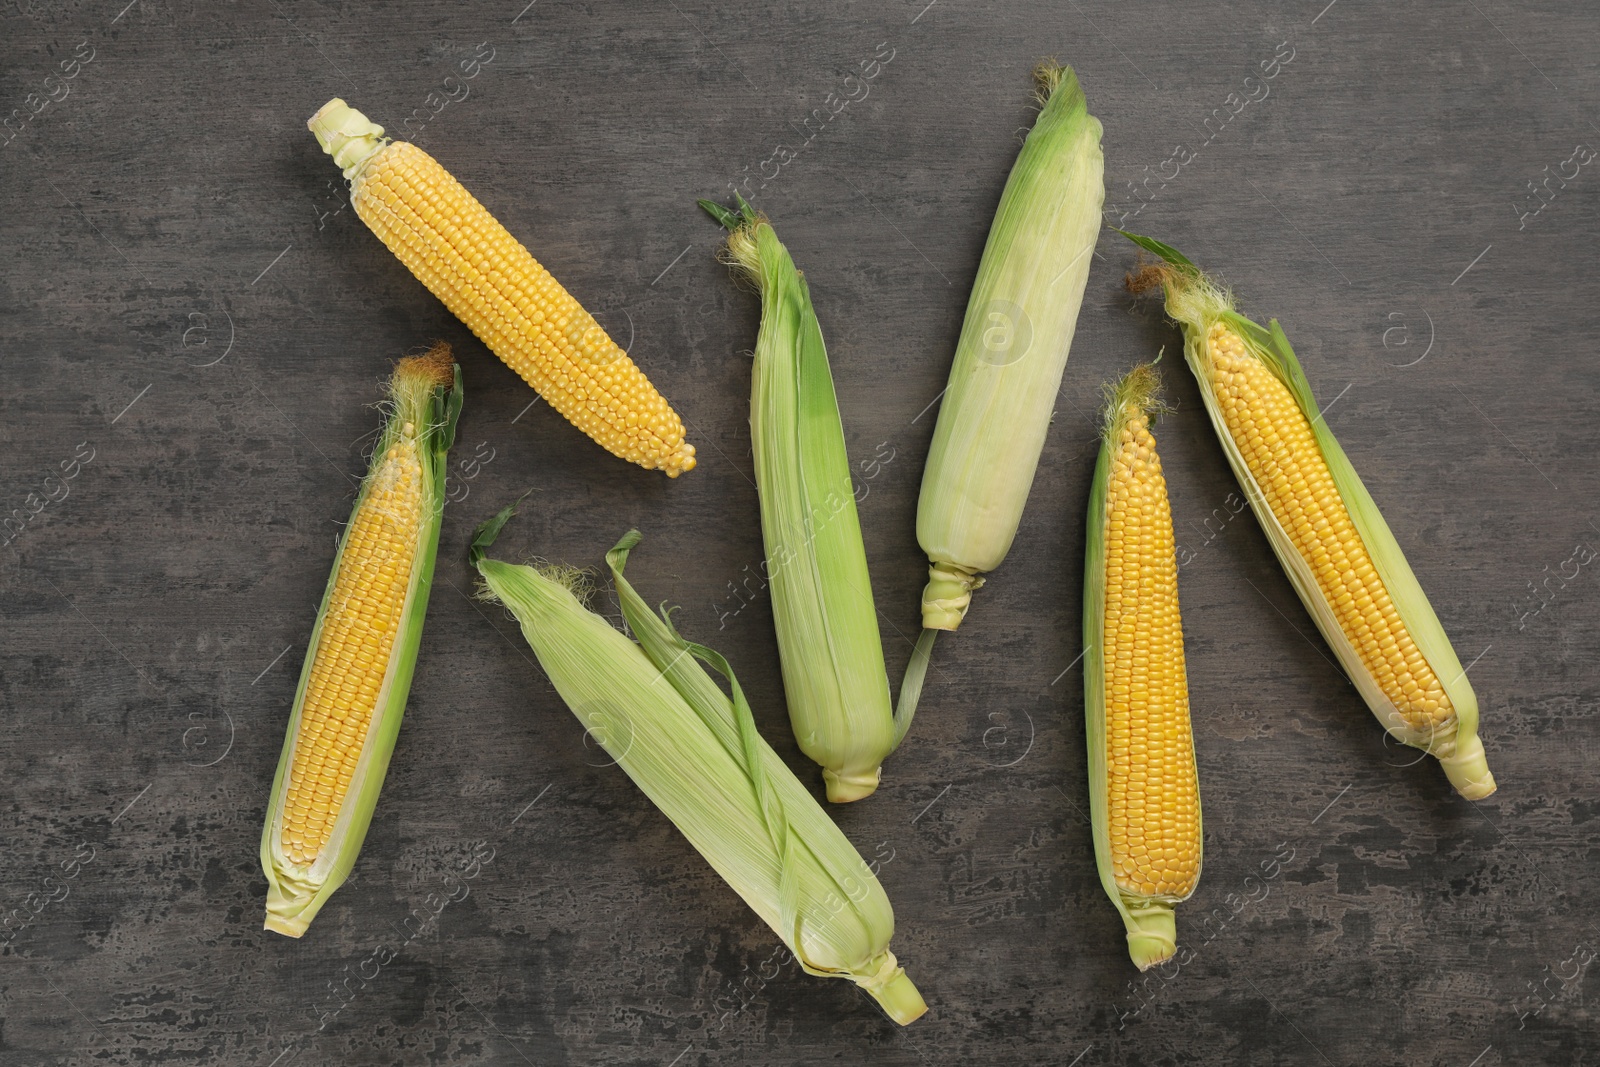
[
  {"xmin": 1102, "ymin": 406, "xmax": 1200, "ymax": 901},
  {"xmin": 1204, "ymin": 321, "xmax": 1450, "ymax": 734},
  {"xmin": 279, "ymin": 442, "xmax": 422, "ymax": 866},
  {"xmin": 309, "ymin": 100, "xmax": 696, "ymax": 477},
  {"xmin": 1085, "ymin": 365, "xmax": 1202, "ymax": 971}
]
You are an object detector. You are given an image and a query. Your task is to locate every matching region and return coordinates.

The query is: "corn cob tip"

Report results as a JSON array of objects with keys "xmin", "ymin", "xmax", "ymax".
[
  {"xmin": 468, "ymin": 498, "xmax": 596, "ymax": 599},
  {"xmin": 1120, "ymin": 234, "xmax": 1236, "ymax": 331},
  {"xmin": 536, "ymin": 562, "xmax": 594, "ymax": 601},
  {"xmin": 395, "ymin": 341, "xmax": 456, "ymax": 388},
  {"xmin": 920, "ymin": 562, "xmax": 984, "ymax": 631},
  {"xmin": 1125, "ymin": 258, "xmax": 1235, "ymax": 326},
  {"xmin": 1102, "ymin": 363, "xmax": 1166, "ymax": 437},
  {"xmin": 661, "ymin": 443, "xmax": 698, "ymax": 477},
  {"xmin": 1124, "ymin": 261, "xmax": 1177, "ymax": 297},
  {"xmin": 721, "ymin": 223, "xmax": 764, "ymax": 281},
  {"xmin": 699, "ymin": 195, "xmax": 769, "ymax": 288},
  {"xmin": 1031, "ymin": 58, "xmax": 1069, "ymax": 104},
  {"xmin": 1124, "ymin": 904, "xmax": 1177, "ymax": 971},
  {"xmin": 1440, "ymin": 734, "xmax": 1497, "ymax": 799},
  {"xmin": 822, "ymin": 766, "xmax": 882, "ymax": 804},
  {"xmin": 308, "ymin": 98, "xmax": 389, "ymax": 180}
]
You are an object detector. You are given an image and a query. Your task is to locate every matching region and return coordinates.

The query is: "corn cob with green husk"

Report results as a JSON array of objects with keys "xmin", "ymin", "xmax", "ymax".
[
  {"xmin": 1083, "ymin": 364, "xmax": 1202, "ymax": 970},
  {"xmin": 916, "ymin": 61, "xmax": 1104, "ymax": 631},
  {"xmin": 261, "ymin": 344, "xmax": 463, "ymax": 936},
  {"xmin": 697, "ymin": 197, "xmax": 932, "ymax": 802},
  {"xmin": 1123, "ymin": 232, "xmax": 1495, "ymax": 799},
  {"xmin": 469, "ymin": 505, "xmax": 927, "ymax": 1024}
]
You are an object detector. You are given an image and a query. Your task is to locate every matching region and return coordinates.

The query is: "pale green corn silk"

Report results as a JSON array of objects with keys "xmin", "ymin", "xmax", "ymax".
[
  {"xmin": 469, "ymin": 504, "xmax": 927, "ymax": 1024},
  {"xmin": 1121, "ymin": 231, "xmax": 1495, "ymax": 800},
  {"xmin": 698, "ymin": 196, "xmax": 934, "ymax": 803},
  {"xmin": 261, "ymin": 357, "xmax": 462, "ymax": 937},
  {"xmin": 915, "ymin": 61, "xmax": 1105, "ymax": 631},
  {"xmin": 1082, "ymin": 366, "xmax": 1197, "ymax": 972}
]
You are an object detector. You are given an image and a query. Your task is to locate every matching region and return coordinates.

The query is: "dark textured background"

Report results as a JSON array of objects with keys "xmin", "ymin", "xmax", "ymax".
[{"xmin": 2, "ymin": 0, "xmax": 1596, "ymax": 1063}]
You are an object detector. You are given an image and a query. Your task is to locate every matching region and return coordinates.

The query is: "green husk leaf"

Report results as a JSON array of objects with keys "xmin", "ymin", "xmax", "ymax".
[
  {"xmin": 698, "ymin": 195, "xmax": 751, "ymax": 232},
  {"xmin": 1114, "ymin": 229, "xmax": 1197, "ymax": 272},
  {"xmin": 604, "ymin": 529, "xmax": 803, "ymax": 958},
  {"xmin": 891, "ymin": 628, "xmax": 938, "ymax": 749},
  {"xmin": 261, "ymin": 346, "xmax": 462, "ymax": 936},
  {"xmin": 1081, "ymin": 380, "xmax": 1119, "ymax": 933},
  {"xmin": 471, "ymin": 516, "xmax": 927, "ymax": 1024},
  {"xmin": 702, "ymin": 202, "xmax": 906, "ymax": 802},
  {"xmin": 916, "ymin": 61, "xmax": 1105, "ymax": 630},
  {"xmin": 469, "ymin": 491, "xmax": 530, "ymax": 566},
  {"xmin": 1124, "ymin": 234, "xmax": 1494, "ymax": 799}
]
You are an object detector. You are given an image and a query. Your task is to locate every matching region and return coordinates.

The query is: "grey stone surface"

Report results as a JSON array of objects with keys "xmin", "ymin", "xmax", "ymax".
[{"xmin": 1, "ymin": 0, "xmax": 1596, "ymax": 1063}]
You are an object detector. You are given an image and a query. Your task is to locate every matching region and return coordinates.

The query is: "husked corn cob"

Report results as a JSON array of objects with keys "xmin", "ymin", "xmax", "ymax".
[
  {"xmin": 1084, "ymin": 365, "xmax": 1201, "ymax": 970},
  {"xmin": 1123, "ymin": 231, "xmax": 1495, "ymax": 799},
  {"xmin": 282, "ymin": 435, "xmax": 423, "ymax": 866},
  {"xmin": 261, "ymin": 344, "xmax": 462, "ymax": 936},
  {"xmin": 308, "ymin": 99, "xmax": 695, "ymax": 477},
  {"xmin": 1204, "ymin": 322, "xmax": 1451, "ymax": 730},
  {"xmin": 470, "ymin": 507, "xmax": 926, "ymax": 1024}
]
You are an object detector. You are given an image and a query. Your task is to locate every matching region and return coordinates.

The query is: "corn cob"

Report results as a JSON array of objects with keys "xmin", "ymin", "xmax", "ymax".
[
  {"xmin": 261, "ymin": 344, "xmax": 462, "ymax": 936},
  {"xmin": 698, "ymin": 197, "xmax": 933, "ymax": 802},
  {"xmin": 1083, "ymin": 364, "xmax": 1201, "ymax": 970},
  {"xmin": 917, "ymin": 62, "xmax": 1104, "ymax": 630},
  {"xmin": 307, "ymin": 99, "xmax": 695, "ymax": 477},
  {"xmin": 1123, "ymin": 232, "xmax": 1495, "ymax": 799},
  {"xmin": 470, "ymin": 505, "xmax": 926, "ymax": 1024}
]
